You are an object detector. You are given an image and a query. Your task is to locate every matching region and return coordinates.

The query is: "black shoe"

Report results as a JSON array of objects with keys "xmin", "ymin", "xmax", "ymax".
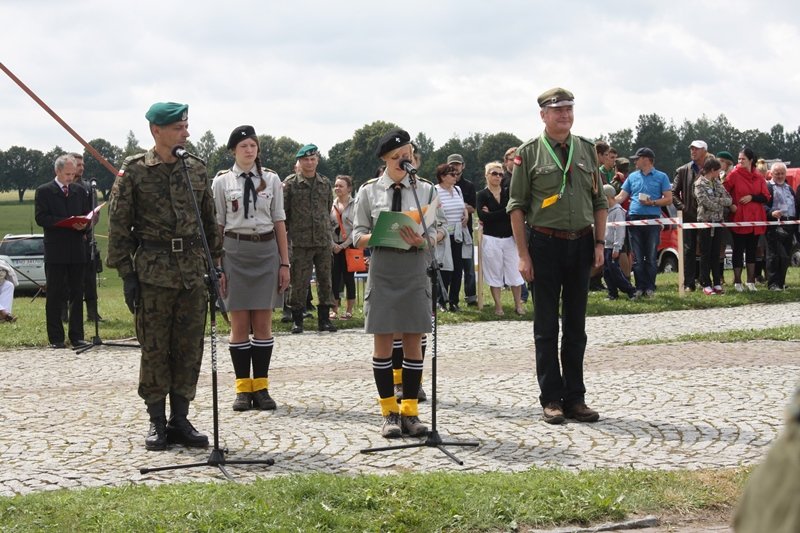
[
  {"xmin": 49, "ymin": 342, "xmax": 67, "ymax": 349},
  {"xmin": 166, "ymin": 417, "xmax": 209, "ymax": 447},
  {"xmin": 145, "ymin": 417, "xmax": 168, "ymax": 451},
  {"xmin": 252, "ymin": 388, "xmax": 277, "ymax": 410},
  {"xmin": 291, "ymin": 310, "xmax": 304, "ymax": 334},
  {"xmin": 71, "ymin": 339, "xmax": 91, "ymax": 347},
  {"xmin": 448, "ymin": 303, "xmax": 460, "ymax": 312},
  {"xmin": 466, "ymin": 301, "xmax": 478, "ymax": 307},
  {"xmin": 280, "ymin": 308, "xmax": 293, "ymax": 323},
  {"xmin": 232, "ymin": 392, "xmax": 252, "ymax": 411}
]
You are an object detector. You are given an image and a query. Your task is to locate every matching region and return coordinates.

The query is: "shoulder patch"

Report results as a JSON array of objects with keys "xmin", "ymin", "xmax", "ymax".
[{"xmin": 513, "ymin": 155, "xmax": 523, "ymax": 166}]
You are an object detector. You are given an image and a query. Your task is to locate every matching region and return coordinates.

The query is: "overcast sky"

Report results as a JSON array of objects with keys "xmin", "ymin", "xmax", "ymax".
[{"xmin": 2, "ymin": 0, "xmax": 799, "ymax": 161}]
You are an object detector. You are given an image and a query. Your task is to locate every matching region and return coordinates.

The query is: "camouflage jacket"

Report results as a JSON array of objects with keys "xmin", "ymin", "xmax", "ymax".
[
  {"xmin": 283, "ymin": 172, "xmax": 333, "ymax": 248},
  {"xmin": 106, "ymin": 148, "xmax": 222, "ymax": 289}
]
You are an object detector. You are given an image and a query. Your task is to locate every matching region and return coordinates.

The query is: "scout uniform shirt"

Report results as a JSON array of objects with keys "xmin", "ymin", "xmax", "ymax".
[
  {"xmin": 352, "ymin": 173, "xmax": 441, "ymax": 246},
  {"xmin": 506, "ymin": 132, "xmax": 606, "ymax": 230},
  {"xmin": 106, "ymin": 149, "xmax": 222, "ymax": 289},
  {"xmin": 212, "ymin": 164, "xmax": 285, "ymax": 234}
]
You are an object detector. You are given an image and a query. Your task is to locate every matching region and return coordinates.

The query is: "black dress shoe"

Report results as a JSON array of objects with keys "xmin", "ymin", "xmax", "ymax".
[
  {"xmin": 71, "ymin": 339, "xmax": 91, "ymax": 347},
  {"xmin": 49, "ymin": 342, "xmax": 67, "ymax": 349}
]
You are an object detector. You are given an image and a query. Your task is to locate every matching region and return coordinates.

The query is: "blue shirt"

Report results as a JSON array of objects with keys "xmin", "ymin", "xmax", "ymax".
[{"xmin": 622, "ymin": 168, "xmax": 672, "ymax": 216}]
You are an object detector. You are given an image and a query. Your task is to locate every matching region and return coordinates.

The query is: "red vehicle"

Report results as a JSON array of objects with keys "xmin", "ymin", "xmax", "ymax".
[{"xmin": 657, "ymin": 226, "xmax": 679, "ymax": 272}]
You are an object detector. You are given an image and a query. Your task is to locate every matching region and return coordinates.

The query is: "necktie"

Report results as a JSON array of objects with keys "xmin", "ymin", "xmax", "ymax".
[
  {"xmin": 391, "ymin": 183, "xmax": 403, "ymax": 212},
  {"xmin": 559, "ymin": 143, "xmax": 571, "ymax": 181},
  {"xmin": 242, "ymin": 172, "xmax": 257, "ymax": 218},
  {"xmin": 62, "ymin": 185, "xmax": 69, "ymax": 197}
]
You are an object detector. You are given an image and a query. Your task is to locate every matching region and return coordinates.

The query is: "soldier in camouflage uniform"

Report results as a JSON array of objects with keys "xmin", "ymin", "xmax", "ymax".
[
  {"xmin": 106, "ymin": 102, "xmax": 222, "ymax": 451},
  {"xmin": 734, "ymin": 384, "xmax": 800, "ymax": 532},
  {"xmin": 283, "ymin": 144, "xmax": 337, "ymax": 334}
]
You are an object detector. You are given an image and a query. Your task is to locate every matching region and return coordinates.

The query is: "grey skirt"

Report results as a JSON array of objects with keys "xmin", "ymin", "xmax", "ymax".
[
  {"xmin": 364, "ymin": 247, "xmax": 432, "ymax": 334},
  {"xmin": 222, "ymin": 235, "xmax": 280, "ymax": 311}
]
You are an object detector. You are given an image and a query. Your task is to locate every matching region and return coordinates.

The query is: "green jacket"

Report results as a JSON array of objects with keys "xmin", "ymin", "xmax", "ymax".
[
  {"xmin": 106, "ymin": 149, "xmax": 221, "ymax": 289},
  {"xmin": 283, "ymin": 172, "xmax": 333, "ymax": 248},
  {"xmin": 507, "ymin": 132, "xmax": 606, "ymax": 230}
]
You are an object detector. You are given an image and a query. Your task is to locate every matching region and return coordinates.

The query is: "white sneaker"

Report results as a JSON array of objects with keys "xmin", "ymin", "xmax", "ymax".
[
  {"xmin": 734, "ymin": 283, "xmax": 744, "ymax": 292},
  {"xmin": 746, "ymin": 282, "xmax": 757, "ymax": 292}
]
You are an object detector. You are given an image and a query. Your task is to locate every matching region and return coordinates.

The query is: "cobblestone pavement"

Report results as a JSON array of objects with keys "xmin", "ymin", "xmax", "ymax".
[{"xmin": 1, "ymin": 303, "xmax": 799, "ymax": 499}]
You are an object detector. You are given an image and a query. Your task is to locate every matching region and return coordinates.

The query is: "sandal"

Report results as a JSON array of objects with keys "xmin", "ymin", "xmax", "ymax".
[
  {"xmin": 329, "ymin": 310, "xmax": 339, "ymax": 320},
  {"xmin": 340, "ymin": 312, "xmax": 353, "ymax": 320},
  {"xmin": 1, "ymin": 312, "xmax": 16, "ymax": 323}
]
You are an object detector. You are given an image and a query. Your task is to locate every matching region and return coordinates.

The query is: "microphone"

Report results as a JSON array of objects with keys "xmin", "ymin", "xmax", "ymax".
[
  {"xmin": 172, "ymin": 146, "xmax": 189, "ymax": 159},
  {"xmin": 399, "ymin": 159, "xmax": 417, "ymax": 175},
  {"xmin": 90, "ymin": 179, "xmax": 97, "ymax": 188}
]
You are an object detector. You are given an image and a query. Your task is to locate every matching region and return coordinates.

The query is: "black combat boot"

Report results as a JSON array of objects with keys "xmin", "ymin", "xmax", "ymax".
[
  {"xmin": 291, "ymin": 310, "xmax": 304, "ymax": 334},
  {"xmin": 166, "ymin": 394, "xmax": 209, "ymax": 448},
  {"xmin": 145, "ymin": 399, "xmax": 168, "ymax": 451},
  {"xmin": 317, "ymin": 305, "xmax": 338, "ymax": 332},
  {"xmin": 86, "ymin": 300, "xmax": 104, "ymax": 322}
]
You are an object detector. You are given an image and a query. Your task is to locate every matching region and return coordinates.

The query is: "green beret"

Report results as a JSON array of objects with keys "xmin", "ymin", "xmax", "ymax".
[
  {"xmin": 716, "ymin": 151, "xmax": 735, "ymax": 163},
  {"xmin": 145, "ymin": 102, "xmax": 189, "ymax": 125},
  {"xmin": 537, "ymin": 87, "xmax": 575, "ymax": 108},
  {"xmin": 296, "ymin": 144, "xmax": 318, "ymax": 158}
]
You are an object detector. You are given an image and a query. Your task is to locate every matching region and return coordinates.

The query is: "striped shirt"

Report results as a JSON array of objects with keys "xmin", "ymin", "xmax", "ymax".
[{"xmin": 435, "ymin": 184, "xmax": 465, "ymax": 233}]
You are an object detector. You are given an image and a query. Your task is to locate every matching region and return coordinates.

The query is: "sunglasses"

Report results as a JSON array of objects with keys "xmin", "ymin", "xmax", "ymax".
[{"xmin": 488, "ymin": 171, "xmax": 503, "ymax": 177}]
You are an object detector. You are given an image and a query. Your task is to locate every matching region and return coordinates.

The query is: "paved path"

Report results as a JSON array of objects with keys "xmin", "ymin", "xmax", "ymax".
[{"xmin": 1, "ymin": 303, "xmax": 799, "ymax": 497}]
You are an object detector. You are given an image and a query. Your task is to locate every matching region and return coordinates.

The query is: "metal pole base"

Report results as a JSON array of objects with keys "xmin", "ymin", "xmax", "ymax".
[
  {"xmin": 140, "ymin": 447, "xmax": 274, "ymax": 482},
  {"xmin": 361, "ymin": 430, "xmax": 479, "ymax": 466}
]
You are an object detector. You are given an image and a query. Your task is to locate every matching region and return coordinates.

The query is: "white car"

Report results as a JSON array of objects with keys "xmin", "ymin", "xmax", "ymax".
[{"xmin": 0, "ymin": 234, "xmax": 46, "ymax": 292}]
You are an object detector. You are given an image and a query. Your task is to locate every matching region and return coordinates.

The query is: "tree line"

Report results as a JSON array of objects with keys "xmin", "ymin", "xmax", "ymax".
[{"xmin": 1, "ymin": 113, "xmax": 799, "ymax": 202}]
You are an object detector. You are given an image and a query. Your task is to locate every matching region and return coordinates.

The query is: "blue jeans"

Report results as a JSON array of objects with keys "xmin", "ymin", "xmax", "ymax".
[
  {"xmin": 628, "ymin": 215, "xmax": 660, "ymax": 292},
  {"xmin": 603, "ymin": 248, "xmax": 635, "ymax": 298}
]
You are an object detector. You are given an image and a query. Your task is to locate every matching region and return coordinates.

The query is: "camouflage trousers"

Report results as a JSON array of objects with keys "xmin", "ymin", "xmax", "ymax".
[
  {"xmin": 136, "ymin": 282, "xmax": 207, "ymax": 404},
  {"xmin": 289, "ymin": 246, "xmax": 335, "ymax": 310}
]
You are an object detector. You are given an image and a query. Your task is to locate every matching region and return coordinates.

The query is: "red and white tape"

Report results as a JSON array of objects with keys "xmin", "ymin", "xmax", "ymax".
[{"xmin": 606, "ymin": 218, "xmax": 800, "ymax": 229}]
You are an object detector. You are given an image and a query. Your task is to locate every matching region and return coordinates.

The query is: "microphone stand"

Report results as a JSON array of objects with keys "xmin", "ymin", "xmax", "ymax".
[
  {"xmin": 140, "ymin": 149, "xmax": 274, "ymax": 480},
  {"xmin": 360, "ymin": 169, "xmax": 479, "ymax": 465},
  {"xmin": 75, "ymin": 181, "xmax": 140, "ymax": 354}
]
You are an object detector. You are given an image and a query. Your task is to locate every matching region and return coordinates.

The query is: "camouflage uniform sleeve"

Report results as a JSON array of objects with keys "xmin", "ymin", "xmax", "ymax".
[{"xmin": 106, "ymin": 158, "xmax": 138, "ymax": 277}]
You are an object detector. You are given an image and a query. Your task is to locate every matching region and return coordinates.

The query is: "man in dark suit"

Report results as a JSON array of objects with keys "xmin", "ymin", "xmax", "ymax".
[{"xmin": 35, "ymin": 154, "xmax": 92, "ymax": 348}]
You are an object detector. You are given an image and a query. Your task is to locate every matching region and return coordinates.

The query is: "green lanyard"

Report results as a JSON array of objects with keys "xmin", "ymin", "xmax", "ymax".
[{"xmin": 540, "ymin": 133, "xmax": 573, "ymax": 198}]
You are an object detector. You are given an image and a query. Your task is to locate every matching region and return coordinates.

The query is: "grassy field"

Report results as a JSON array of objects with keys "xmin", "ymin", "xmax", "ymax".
[{"xmin": 0, "ymin": 467, "xmax": 747, "ymax": 532}]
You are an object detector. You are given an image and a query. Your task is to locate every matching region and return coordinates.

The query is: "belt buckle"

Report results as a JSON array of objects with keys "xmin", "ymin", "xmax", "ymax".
[
  {"xmin": 567, "ymin": 231, "xmax": 578, "ymax": 240},
  {"xmin": 252, "ymin": 233, "xmax": 261, "ymax": 242},
  {"xmin": 171, "ymin": 238, "xmax": 184, "ymax": 252}
]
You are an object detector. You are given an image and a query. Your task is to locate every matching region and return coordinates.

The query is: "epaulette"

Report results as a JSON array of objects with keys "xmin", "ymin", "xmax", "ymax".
[
  {"xmin": 262, "ymin": 167, "xmax": 278, "ymax": 175},
  {"xmin": 518, "ymin": 138, "xmax": 536, "ymax": 150},
  {"xmin": 214, "ymin": 168, "xmax": 229, "ymax": 177},
  {"xmin": 123, "ymin": 152, "xmax": 146, "ymax": 165},
  {"xmin": 283, "ymin": 173, "xmax": 298, "ymax": 182},
  {"xmin": 415, "ymin": 177, "xmax": 433, "ymax": 186},
  {"xmin": 575, "ymin": 135, "xmax": 597, "ymax": 147},
  {"xmin": 363, "ymin": 177, "xmax": 379, "ymax": 186}
]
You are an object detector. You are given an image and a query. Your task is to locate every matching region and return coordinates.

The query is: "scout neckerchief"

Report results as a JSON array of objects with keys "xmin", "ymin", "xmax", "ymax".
[{"xmin": 539, "ymin": 132, "xmax": 573, "ymax": 208}]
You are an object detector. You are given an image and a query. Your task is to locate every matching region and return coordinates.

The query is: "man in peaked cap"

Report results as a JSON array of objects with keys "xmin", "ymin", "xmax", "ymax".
[
  {"xmin": 672, "ymin": 140, "xmax": 709, "ymax": 291},
  {"xmin": 282, "ymin": 143, "xmax": 337, "ymax": 334},
  {"xmin": 507, "ymin": 87, "xmax": 607, "ymax": 425},
  {"xmin": 107, "ymin": 101, "xmax": 222, "ymax": 451}
]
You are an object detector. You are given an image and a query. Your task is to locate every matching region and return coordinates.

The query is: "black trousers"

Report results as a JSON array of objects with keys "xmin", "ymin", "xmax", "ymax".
[
  {"xmin": 698, "ymin": 228, "xmax": 724, "ymax": 288},
  {"xmin": 530, "ymin": 230, "xmax": 592, "ymax": 408},
  {"xmin": 766, "ymin": 227, "xmax": 794, "ymax": 288},
  {"xmin": 331, "ymin": 249, "xmax": 356, "ymax": 300},
  {"xmin": 46, "ymin": 262, "xmax": 85, "ymax": 344},
  {"xmin": 439, "ymin": 236, "xmax": 463, "ymax": 306},
  {"xmin": 682, "ymin": 228, "xmax": 698, "ymax": 288}
]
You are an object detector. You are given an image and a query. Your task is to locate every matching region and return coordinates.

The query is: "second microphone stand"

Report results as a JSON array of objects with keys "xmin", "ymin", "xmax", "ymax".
[{"xmin": 360, "ymin": 169, "xmax": 479, "ymax": 465}]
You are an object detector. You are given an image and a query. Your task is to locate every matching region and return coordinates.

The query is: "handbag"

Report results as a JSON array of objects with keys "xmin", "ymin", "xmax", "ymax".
[{"xmin": 345, "ymin": 247, "xmax": 367, "ymax": 273}]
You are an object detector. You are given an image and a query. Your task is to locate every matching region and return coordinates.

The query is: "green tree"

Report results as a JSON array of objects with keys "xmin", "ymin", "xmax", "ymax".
[
  {"xmin": 349, "ymin": 120, "xmax": 400, "ymax": 188},
  {"xmin": 1, "ymin": 146, "xmax": 44, "ymax": 202},
  {"xmin": 634, "ymin": 114, "xmax": 680, "ymax": 173},
  {"xmin": 83, "ymin": 138, "xmax": 122, "ymax": 199},
  {"xmin": 269, "ymin": 136, "xmax": 302, "ymax": 178},
  {"xmin": 195, "ymin": 130, "xmax": 218, "ymax": 163},
  {"xmin": 607, "ymin": 128, "xmax": 634, "ymax": 159},
  {"xmin": 478, "ymin": 132, "xmax": 523, "ymax": 167},
  {"xmin": 326, "ymin": 139, "xmax": 352, "ymax": 177},
  {"xmin": 121, "ymin": 130, "xmax": 143, "ymax": 159}
]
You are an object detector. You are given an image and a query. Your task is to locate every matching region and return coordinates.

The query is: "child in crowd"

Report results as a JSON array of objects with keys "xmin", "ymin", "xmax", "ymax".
[{"xmin": 602, "ymin": 184, "xmax": 636, "ymax": 300}]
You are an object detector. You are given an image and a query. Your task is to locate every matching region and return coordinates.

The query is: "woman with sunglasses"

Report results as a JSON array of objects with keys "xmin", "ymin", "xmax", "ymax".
[
  {"xmin": 477, "ymin": 161, "xmax": 526, "ymax": 315},
  {"xmin": 435, "ymin": 163, "xmax": 468, "ymax": 311}
]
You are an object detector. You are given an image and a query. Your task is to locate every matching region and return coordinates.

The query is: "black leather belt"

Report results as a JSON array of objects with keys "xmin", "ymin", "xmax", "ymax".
[
  {"xmin": 140, "ymin": 237, "xmax": 201, "ymax": 253},
  {"xmin": 224, "ymin": 231, "xmax": 275, "ymax": 242},
  {"xmin": 531, "ymin": 225, "xmax": 593, "ymax": 240}
]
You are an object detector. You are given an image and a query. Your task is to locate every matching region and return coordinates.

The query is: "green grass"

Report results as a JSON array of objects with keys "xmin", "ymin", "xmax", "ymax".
[
  {"xmin": 627, "ymin": 324, "xmax": 800, "ymax": 345},
  {"xmin": 0, "ymin": 467, "xmax": 747, "ymax": 532}
]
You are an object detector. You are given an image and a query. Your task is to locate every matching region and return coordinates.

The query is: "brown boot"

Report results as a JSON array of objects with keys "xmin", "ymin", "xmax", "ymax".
[{"xmin": 542, "ymin": 401, "xmax": 565, "ymax": 425}]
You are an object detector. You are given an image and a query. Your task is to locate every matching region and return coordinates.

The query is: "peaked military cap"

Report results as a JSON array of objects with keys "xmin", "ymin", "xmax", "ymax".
[
  {"xmin": 537, "ymin": 87, "xmax": 575, "ymax": 108},
  {"xmin": 296, "ymin": 144, "xmax": 318, "ymax": 158},
  {"xmin": 375, "ymin": 128, "xmax": 411, "ymax": 158},
  {"xmin": 145, "ymin": 102, "xmax": 188, "ymax": 125},
  {"xmin": 227, "ymin": 125, "xmax": 258, "ymax": 150}
]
